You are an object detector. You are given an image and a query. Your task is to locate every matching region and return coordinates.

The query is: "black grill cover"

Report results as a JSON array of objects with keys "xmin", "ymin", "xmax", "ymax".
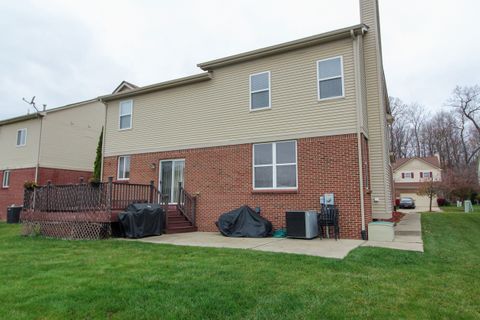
[
  {"xmin": 216, "ymin": 205, "xmax": 273, "ymax": 237},
  {"xmin": 118, "ymin": 203, "xmax": 165, "ymax": 239}
]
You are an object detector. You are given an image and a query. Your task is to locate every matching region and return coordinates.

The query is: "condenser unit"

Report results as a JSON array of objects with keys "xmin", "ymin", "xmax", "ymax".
[{"xmin": 286, "ymin": 211, "xmax": 318, "ymax": 239}]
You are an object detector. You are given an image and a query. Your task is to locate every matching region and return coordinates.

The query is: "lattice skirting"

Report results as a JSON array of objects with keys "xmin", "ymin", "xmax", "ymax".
[{"xmin": 22, "ymin": 220, "xmax": 111, "ymax": 240}]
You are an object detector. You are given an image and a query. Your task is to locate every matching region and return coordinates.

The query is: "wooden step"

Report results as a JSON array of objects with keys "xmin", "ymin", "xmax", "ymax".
[
  {"xmin": 165, "ymin": 226, "xmax": 197, "ymax": 234},
  {"xmin": 167, "ymin": 216, "xmax": 188, "ymax": 222},
  {"xmin": 167, "ymin": 220, "xmax": 192, "ymax": 227}
]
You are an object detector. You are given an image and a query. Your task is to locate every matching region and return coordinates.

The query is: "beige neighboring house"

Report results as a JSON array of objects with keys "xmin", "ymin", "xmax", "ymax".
[
  {"xmin": 0, "ymin": 99, "xmax": 105, "ymax": 219},
  {"xmin": 393, "ymin": 156, "xmax": 442, "ymax": 209}
]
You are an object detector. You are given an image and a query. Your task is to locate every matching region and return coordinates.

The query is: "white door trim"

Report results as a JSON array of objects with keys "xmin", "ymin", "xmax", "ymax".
[{"xmin": 159, "ymin": 159, "xmax": 185, "ymax": 204}]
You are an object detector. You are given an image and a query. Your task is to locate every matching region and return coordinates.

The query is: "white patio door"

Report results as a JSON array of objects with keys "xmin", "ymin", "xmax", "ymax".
[{"xmin": 160, "ymin": 159, "xmax": 185, "ymax": 204}]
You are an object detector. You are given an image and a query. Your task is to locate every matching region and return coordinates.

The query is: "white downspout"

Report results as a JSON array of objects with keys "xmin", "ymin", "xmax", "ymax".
[
  {"xmin": 34, "ymin": 112, "xmax": 46, "ymax": 183},
  {"xmin": 352, "ymin": 29, "xmax": 367, "ymax": 239}
]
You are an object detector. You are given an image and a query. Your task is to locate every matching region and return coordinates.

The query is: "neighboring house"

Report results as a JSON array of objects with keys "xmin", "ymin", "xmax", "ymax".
[
  {"xmin": 393, "ymin": 156, "xmax": 442, "ymax": 208},
  {"xmin": 97, "ymin": 0, "xmax": 392, "ymax": 239},
  {"xmin": 0, "ymin": 100, "xmax": 105, "ymax": 219}
]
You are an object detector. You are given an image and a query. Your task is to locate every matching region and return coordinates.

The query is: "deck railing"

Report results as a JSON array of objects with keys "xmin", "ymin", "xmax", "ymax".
[{"xmin": 24, "ymin": 177, "xmax": 163, "ymax": 213}]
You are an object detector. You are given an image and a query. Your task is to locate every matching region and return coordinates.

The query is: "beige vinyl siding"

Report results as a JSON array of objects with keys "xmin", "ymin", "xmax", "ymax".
[
  {"xmin": 0, "ymin": 118, "xmax": 41, "ymax": 170},
  {"xmin": 104, "ymin": 38, "xmax": 358, "ymax": 156},
  {"xmin": 39, "ymin": 101, "xmax": 104, "ymax": 171},
  {"xmin": 361, "ymin": 0, "xmax": 393, "ymax": 218},
  {"xmin": 359, "ymin": 35, "xmax": 369, "ymax": 136}
]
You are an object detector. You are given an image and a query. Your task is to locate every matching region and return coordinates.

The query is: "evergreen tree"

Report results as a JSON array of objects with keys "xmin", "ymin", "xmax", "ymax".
[{"xmin": 93, "ymin": 127, "xmax": 103, "ymax": 181}]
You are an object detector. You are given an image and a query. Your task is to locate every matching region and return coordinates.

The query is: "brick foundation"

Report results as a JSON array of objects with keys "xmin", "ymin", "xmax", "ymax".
[
  {"xmin": 0, "ymin": 168, "xmax": 35, "ymax": 220},
  {"xmin": 0, "ymin": 167, "xmax": 93, "ymax": 220},
  {"xmin": 103, "ymin": 134, "xmax": 373, "ymax": 239}
]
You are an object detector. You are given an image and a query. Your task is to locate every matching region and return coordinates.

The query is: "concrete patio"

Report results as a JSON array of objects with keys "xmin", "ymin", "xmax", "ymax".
[
  {"xmin": 127, "ymin": 213, "xmax": 424, "ymax": 257},
  {"xmin": 362, "ymin": 213, "xmax": 424, "ymax": 252},
  {"xmin": 136, "ymin": 232, "xmax": 365, "ymax": 259}
]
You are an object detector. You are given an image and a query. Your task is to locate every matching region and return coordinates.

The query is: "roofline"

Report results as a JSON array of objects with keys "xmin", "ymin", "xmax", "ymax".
[
  {"xmin": 393, "ymin": 157, "xmax": 442, "ymax": 171},
  {"xmin": 99, "ymin": 72, "xmax": 212, "ymax": 102},
  {"xmin": 0, "ymin": 113, "xmax": 41, "ymax": 126},
  {"xmin": 0, "ymin": 98, "xmax": 99, "ymax": 126},
  {"xmin": 197, "ymin": 24, "xmax": 368, "ymax": 71}
]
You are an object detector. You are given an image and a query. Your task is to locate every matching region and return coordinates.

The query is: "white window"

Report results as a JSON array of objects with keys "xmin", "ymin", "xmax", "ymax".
[
  {"xmin": 422, "ymin": 172, "xmax": 432, "ymax": 178},
  {"xmin": 250, "ymin": 71, "xmax": 271, "ymax": 110},
  {"xmin": 117, "ymin": 156, "xmax": 131, "ymax": 180},
  {"xmin": 119, "ymin": 100, "xmax": 133, "ymax": 130},
  {"xmin": 16, "ymin": 128, "xmax": 27, "ymax": 147},
  {"xmin": 2, "ymin": 170, "xmax": 10, "ymax": 188},
  {"xmin": 403, "ymin": 172, "xmax": 413, "ymax": 179},
  {"xmin": 253, "ymin": 141, "xmax": 297, "ymax": 189},
  {"xmin": 317, "ymin": 56, "xmax": 344, "ymax": 100}
]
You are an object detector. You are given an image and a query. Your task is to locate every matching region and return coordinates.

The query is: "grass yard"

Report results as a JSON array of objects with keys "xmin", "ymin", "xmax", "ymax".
[
  {"xmin": 440, "ymin": 204, "xmax": 480, "ymax": 213},
  {"xmin": 1, "ymin": 213, "xmax": 479, "ymax": 319}
]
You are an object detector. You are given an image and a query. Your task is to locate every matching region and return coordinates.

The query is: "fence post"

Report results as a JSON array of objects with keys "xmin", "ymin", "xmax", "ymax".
[
  {"xmin": 107, "ymin": 177, "xmax": 113, "ymax": 212},
  {"xmin": 149, "ymin": 180, "xmax": 155, "ymax": 203},
  {"xmin": 46, "ymin": 180, "xmax": 52, "ymax": 212},
  {"xmin": 78, "ymin": 177, "xmax": 84, "ymax": 211},
  {"xmin": 177, "ymin": 181, "xmax": 182, "ymax": 205},
  {"xmin": 192, "ymin": 196, "xmax": 196, "ymax": 227},
  {"xmin": 163, "ymin": 194, "xmax": 169, "ymax": 231}
]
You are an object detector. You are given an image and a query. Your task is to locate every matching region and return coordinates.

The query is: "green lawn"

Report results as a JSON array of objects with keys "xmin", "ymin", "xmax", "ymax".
[
  {"xmin": 1, "ymin": 213, "xmax": 479, "ymax": 319},
  {"xmin": 440, "ymin": 204, "xmax": 480, "ymax": 213}
]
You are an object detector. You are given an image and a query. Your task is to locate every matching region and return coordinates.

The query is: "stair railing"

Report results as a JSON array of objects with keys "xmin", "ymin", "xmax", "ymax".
[{"xmin": 177, "ymin": 182, "xmax": 196, "ymax": 226}]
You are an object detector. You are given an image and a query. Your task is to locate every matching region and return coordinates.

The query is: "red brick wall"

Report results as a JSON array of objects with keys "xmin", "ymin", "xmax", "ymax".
[
  {"xmin": 103, "ymin": 134, "xmax": 373, "ymax": 239},
  {"xmin": 0, "ymin": 168, "xmax": 35, "ymax": 220},
  {"xmin": 0, "ymin": 167, "xmax": 93, "ymax": 220},
  {"xmin": 38, "ymin": 167, "xmax": 92, "ymax": 185}
]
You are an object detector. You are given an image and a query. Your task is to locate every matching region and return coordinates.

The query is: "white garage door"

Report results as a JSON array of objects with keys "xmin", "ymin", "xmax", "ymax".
[{"xmin": 400, "ymin": 193, "xmax": 437, "ymax": 208}]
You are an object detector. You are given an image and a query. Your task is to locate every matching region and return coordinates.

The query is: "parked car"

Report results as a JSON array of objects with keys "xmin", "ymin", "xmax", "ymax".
[{"xmin": 399, "ymin": 197, "xmax": 416, "ymax": 209}]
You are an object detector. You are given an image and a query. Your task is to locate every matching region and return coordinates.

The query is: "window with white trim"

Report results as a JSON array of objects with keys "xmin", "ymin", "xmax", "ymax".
[
  {"xmin": 403, "ymin": 172, "xmax": 413, "ymax": 179},
  {"xmin": 117, "ymin": 156, "xmax": 131, "ymax": 180},
  {"xmin": 317, "ymin": 56, "xmax": 344, "ymax": 100},
  {"xmin": 253, "ymin": 141, "xmax": 297, "ymax": 189},
  {"xmin": 250, "ymin": 71, "xmax": 271, "ymax": 110},
  {"xmin": 422, "ymin": 172, "xmax": 432, "ymax": 178},
  {"xmin": 119, "ymin": 100, "xmax": 133, "ymax": 130},
  {"xmin": 2, "ymin": 170, "xmax": 10, "ymax": 188},
  {"xmin": 16, "ymin": 128, "xmax": 27, "ymax": 146}
]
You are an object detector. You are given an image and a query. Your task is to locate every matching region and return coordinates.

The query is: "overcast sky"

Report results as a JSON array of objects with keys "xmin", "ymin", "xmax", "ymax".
[{"xmin": 0, "ymin": 0, "xmax": 478, "ymax": 119}]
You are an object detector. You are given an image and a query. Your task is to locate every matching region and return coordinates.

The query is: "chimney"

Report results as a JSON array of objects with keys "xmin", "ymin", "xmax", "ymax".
[{"xmin": 359, "ymin": 0, "xmax": 383, "ymax": 56}]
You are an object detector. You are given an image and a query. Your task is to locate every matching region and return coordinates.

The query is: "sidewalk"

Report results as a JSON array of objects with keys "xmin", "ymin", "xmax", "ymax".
[{"xmin": 362, "ymin": 213, "xmax": 424, "ymax": 252}]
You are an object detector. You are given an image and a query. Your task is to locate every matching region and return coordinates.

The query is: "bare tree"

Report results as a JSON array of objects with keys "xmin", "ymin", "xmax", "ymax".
[
  {"xmin": 389, "ymin": 85, "xmax": 480, "ymax": 175},
  {"xmin": 389, "ymin": 97, "xmax": 411, "ymax": 160},
  {"xmin": 406, "ymin": 103, "xmax": 426, "ymax": 157},
  {"xmin": 417, "ymin": 178, "xmax": 441, "ymax": 212},
  {"xmin": 450, "ymin": 85, "xmax": 480, "ymax": 135},
  {"xmin": 439, "ymin": 166, "xmax": 479, "ymax": 201}
]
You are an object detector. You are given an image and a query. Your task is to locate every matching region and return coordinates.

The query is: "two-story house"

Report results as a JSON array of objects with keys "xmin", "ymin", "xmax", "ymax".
[
  {"xmin": 98, "ymin": 0, "xmax": 392, "ymax": 239},
  {"xmin": 0, "ymin": 99, "xmax": 104, "ymax": 219},
  {"xmin": 393, "ymin": 156, "xmax": 442, "ymax": 209}
]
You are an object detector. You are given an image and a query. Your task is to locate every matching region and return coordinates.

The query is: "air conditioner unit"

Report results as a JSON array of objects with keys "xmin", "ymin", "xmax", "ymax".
[{"xmin": 286, "ymin": 211, "xmax": 318, "ymax": 239}]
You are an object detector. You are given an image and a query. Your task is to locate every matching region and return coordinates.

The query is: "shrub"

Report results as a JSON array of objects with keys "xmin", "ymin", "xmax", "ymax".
[
  {"xmin": 23, "ymin": 181, "xmax": 38, "ymax": 190},
  {"xmin": 437, "ymin": 198, "xmax": 450, "ymax": 206}
]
